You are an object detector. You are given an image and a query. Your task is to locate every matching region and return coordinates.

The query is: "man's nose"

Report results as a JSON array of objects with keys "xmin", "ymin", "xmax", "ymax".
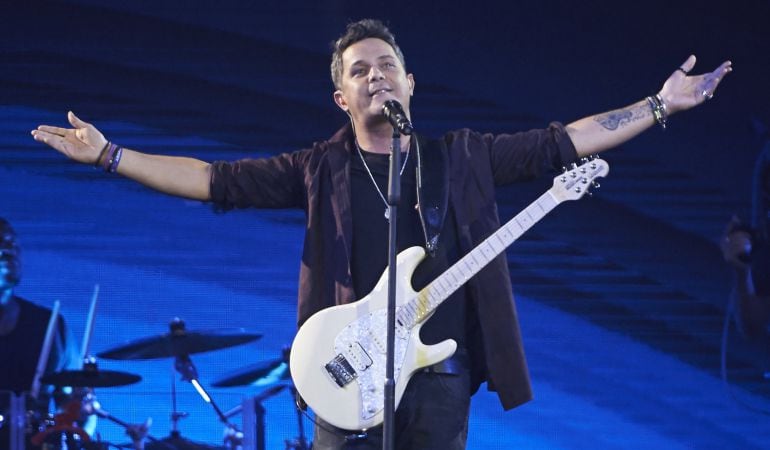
[{"xmin": 368, "ymin": 66, "xmax": 385, "ymax": 81}]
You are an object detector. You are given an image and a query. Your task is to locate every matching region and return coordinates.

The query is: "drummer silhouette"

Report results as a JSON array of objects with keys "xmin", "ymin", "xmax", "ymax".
[{"xmin": 0, "ymin": 217, "xmax": 83, "ymax": 448}]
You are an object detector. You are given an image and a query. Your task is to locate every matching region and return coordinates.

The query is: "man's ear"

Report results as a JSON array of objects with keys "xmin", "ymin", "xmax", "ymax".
[
  {"xmin": 333, "ymin": 90, "xmax": 349, "ymax": 113},
  {"xmin": 407, "ymin": 74, "xmax": 415, "ymax": 96}
]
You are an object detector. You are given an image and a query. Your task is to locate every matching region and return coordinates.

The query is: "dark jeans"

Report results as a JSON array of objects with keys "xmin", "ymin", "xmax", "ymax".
[{"xmin": 311, "ymin": 369, "xmax": 471, "ymax": 450}]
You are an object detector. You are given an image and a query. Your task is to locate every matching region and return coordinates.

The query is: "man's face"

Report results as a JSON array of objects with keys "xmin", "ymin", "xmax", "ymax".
[
  {"xmin": 334, "ymin": 38, "xmax": 414, "ymax": 126},
  {"xmin": 0, "ymin": 227, "xmax": 20, "ymax": 290}
]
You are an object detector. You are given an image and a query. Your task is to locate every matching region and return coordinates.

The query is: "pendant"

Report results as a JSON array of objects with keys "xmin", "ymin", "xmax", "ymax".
[{"xmin": 384, "ymin": 207, "xmax": 390, "ymax": 221}]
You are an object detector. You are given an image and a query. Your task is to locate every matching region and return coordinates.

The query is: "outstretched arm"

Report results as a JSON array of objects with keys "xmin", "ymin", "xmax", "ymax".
[
  {"xmin": 566, "ymin": 55, "xmax": 732, "ymax": 157},
  {"xmin": 31, "ymin": 112, "xmax": 212, "ymax": 201}
]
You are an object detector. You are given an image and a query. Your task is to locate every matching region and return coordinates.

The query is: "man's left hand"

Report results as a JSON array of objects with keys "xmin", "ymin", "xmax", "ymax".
[{"xmin": 659, "ymin": 55, "xmax": 732, "ymax": 114}]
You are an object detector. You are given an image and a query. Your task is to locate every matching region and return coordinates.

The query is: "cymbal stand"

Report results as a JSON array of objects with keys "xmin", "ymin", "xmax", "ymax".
[
  {"xmin": 174, "ymin": 353, "xmax": 233, "ymax": 428},
  {"xmin": 84, "ymin": 394, "xmax": 160, "ymax": 445},
  {"xmin": 169, "ymin": 367, "xmax": 188, "ymax": 438}
]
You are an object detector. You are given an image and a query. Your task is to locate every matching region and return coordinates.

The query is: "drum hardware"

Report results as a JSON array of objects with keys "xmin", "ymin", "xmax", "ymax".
[
  {"xmin": 29, "ymin": 396, "xmax": 91, "ymax": 447},
  {"xmin": 40, "ymin": 358, "xmax": 142, "ymax": 388},
  {"xmin": 282, "ymin": 385, "xmax": 309, "ymax": 450},
  {"xmin": 98, "ymin": 318, "xmax": 260, "ymax": 447},
  {"xmin": 96, "ymin": 318, "xmax": 261, "ymax": 360},
  {"xmin": 211, "ymin": 347, "xmax": 291, "ymax": 389},
  {"xmin": 222, "ymin": 384, "xmax": 286, "ymax": 450},
  {"xmin": 10, "ymin": 392, "xmax": 25, "ymax": 450},
  {"xmin": 79, "ymin": 391, "xmax": 160, "ymax": 447},
  {"xmin": 173, "ymin": 353, "xmax": 234, "ymax": 429},
  {"xmin": 214, "ymin": 347, "xmax": 309, "ymax": 450}
]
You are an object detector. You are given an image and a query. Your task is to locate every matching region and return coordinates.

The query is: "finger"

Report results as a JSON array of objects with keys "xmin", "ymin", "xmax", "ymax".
[
  {"xmin": 31, "ymin": 129, "xmax": 67, "ymax": 149},
  {"xmin": 679, "ymin": 54, "xmax": 696, "ymax": 74},
  {"xmin": 68, "ymin": 111, "xmax": 91, "ymax": 128},
  {"xmin": 36, "ymin": 125, "xmax": 72, "ymax": 137},
  {"xmin": 705, "ymin": 60, "xmax": 732, "ymax": 91},
  {"xmin": 716, "ymin": 60, "xmax": 733, "ymax": 77}
]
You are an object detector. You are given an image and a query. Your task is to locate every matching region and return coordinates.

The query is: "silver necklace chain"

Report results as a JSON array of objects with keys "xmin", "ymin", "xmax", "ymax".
[{"xmin": 355, "ymin": 138, "xmax": 414, "ymax": 221}]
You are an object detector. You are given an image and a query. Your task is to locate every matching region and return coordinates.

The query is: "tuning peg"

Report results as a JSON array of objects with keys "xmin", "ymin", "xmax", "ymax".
[{"xmin": 591, "ymin": 181, "xmax": 601, "ymax": 189}]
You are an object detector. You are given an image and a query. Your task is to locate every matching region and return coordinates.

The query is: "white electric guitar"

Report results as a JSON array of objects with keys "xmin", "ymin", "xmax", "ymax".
[{"xmin": 290, "ymin": 157, "xmax": 609, "ymax": 430}]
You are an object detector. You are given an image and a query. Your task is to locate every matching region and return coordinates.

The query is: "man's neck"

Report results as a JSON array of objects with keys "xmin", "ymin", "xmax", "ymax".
[{"xmin": 352, "ymin": 119, "xmax": 411, "ymax": 154}]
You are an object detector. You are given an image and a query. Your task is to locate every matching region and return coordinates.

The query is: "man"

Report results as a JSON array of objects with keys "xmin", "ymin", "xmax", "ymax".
[
  {"xmin": 721, "ymin": 137, "xmax": 770, "ymax": 340},
  {"xmin": 0, "ymin": 218, "xmax": 80, "ymax": 447},
  {"xmin": 31, "ymin": 19, "xmax": 731, "ymax": 450}
]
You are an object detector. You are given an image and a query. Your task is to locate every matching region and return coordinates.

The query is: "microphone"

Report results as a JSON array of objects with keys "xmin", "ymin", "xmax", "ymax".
[{"xmin": 382, "ymin": 100, "xmax": 414, "ymax": 135}]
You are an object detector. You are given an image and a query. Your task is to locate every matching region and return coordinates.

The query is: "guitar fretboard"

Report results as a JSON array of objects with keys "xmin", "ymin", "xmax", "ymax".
[{"xmin": 396, "ymin": 189, "xmax": 559, "ymax": 328}]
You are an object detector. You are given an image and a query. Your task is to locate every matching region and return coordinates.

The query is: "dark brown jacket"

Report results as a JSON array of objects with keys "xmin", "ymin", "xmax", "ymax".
[{"xmin": 210, "ymin": 122, "xmax": 577, "ymax": 410}]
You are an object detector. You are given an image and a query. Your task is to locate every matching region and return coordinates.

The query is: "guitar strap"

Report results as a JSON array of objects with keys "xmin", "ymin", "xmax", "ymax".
[{"xmin": 415, "ymin": 135, "xmax": 449, "ymax": 257}]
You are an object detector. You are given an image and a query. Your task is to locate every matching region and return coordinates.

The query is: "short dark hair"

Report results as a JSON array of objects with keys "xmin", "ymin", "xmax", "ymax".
[
  {"xmin": 330, "ymin": 19, "xmax": 406, "ymax": 90},
  {"xmin": 0, "ymin": 218, "xmax": 17, "ymax": 249}
]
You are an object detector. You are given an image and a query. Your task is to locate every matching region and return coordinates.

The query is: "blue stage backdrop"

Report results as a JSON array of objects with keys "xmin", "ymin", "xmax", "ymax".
[{"xmin": 2, "ymin": 1, "xmax": 770, "ymax": 448}]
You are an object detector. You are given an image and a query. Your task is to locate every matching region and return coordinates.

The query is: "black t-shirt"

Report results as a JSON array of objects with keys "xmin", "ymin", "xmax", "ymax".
[
  {"xmin": 350, "ymin": 145, "xmax": 467, "ymax": 347},
  {"xmin": 0, "ymin": 297, "xmax": 62, "ymax": 393}
]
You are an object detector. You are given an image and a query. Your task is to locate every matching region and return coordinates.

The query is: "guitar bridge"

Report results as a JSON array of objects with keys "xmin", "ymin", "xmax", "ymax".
[{"xmin": 324, "ymin": 354, "xmax": 357, "ymax": 387}]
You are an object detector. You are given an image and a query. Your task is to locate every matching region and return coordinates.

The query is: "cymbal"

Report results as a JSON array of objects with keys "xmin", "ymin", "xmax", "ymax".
[
  {"xmin": 98, "ymin": 328, "xmax": 262, "ymax": 360},
  {"xmin": 40, "ymin": 369, "xmax": 141, "ymax": 388},
  {"xmin": 212, "ymin": 358, "xmax": 290, "ymax": 387}
]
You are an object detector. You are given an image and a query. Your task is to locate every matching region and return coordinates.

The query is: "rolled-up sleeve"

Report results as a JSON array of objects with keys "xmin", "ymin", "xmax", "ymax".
[
  {"xmin": 209, "ymin": 150, "xmax": 307, "ymax": 210},
  {"xmin": 483, "ymin": 122, "xmax": 578, "ymax": 186}
]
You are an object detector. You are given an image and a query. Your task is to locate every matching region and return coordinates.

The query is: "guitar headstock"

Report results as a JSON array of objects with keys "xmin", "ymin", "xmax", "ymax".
[{"xmin": 550, "ymin": 156, "xmax": 609, "ymax": 202}]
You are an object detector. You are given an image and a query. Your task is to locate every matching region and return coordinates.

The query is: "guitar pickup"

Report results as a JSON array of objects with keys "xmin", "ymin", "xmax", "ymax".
[
  {"xmin": 345, "ymin": 342, "xmax": 374, "ymax": 371},
  {"xmin": 324, "ymin": 354, "xmax": 357, "ymax": 387}
]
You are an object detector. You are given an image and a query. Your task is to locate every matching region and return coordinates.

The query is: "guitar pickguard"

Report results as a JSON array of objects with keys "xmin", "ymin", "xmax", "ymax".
[{"xmin": 333, "ymin": 308, "xmax": 409, "ymax": 421}]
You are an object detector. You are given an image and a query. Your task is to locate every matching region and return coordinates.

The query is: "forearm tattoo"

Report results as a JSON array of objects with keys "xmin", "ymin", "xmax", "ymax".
[{"xmin": 593, "ymin": 103, "xmax": 650, "ymax": 131}]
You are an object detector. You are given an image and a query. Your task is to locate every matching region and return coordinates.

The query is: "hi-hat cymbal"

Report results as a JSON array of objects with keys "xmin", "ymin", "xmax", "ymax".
[
  {"xmin": 41, "ymin": 369, "xmax": 141, "ymax": 388},
  {"xmin": 98, "ymin": 320, "xmax": 261, "ymax": 360},
  {"xmin": 212, "ymin": 357, "xmax": 290, "ymax": 387}
]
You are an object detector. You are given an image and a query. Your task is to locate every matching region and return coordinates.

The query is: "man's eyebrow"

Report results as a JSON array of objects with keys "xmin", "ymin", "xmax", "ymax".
[{"xmin": 349, "ymin": 55, "xmax": 397, "ymax": 67}]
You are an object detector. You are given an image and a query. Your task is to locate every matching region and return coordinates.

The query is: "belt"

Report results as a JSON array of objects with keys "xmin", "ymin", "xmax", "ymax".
[{"xmin": 420, "ymin": 349, "xmax": 468, "ymax": 375}]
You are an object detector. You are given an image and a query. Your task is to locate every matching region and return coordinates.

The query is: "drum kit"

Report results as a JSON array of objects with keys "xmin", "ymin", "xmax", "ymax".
[{"xmin": 2, "ymin": 317, "xmax": 309, "ymax": 450}]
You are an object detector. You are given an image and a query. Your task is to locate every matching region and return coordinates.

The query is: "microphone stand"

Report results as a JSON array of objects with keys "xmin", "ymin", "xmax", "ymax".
[{"xmin": 383, "ymin": 125, "xmax": 402, "ymax": 450}]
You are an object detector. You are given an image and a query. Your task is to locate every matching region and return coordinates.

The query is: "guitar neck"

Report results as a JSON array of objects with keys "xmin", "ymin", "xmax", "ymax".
[{"xmin": 399, "ymin": 189, "xmax": 560, "ymax": 327}]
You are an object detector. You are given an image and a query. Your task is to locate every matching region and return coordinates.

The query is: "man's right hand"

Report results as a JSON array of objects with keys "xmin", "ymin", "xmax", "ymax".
[{"xmin": 31, "ymin": 111, "xmax": 107, "ymax": 165}]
